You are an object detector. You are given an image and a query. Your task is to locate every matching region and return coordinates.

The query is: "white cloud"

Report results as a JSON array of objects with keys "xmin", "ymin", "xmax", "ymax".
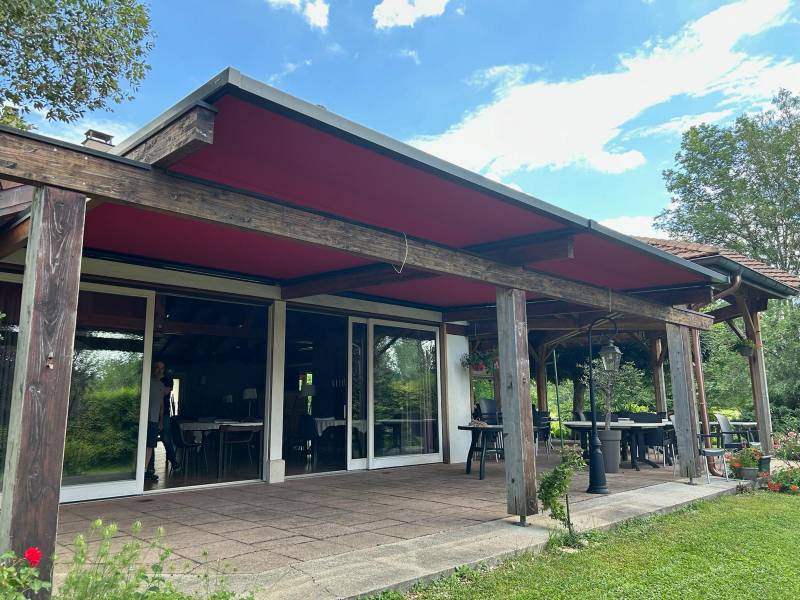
[
  {"xmin": 268, "ymin": 59, "xmax": 313, "ymax": 85},
  {"xmin": 409, "ymin": 0, "xmax": 800, "ymax": 179},
  {"xmin": 265, "ymin": 0, "xmax": 329, "ymax": 30},
  {"xmin": 629, "ymin": 109, "xmax": 736, "ymax": 138},
  {"xmin": 373, "ymin": 0, "xmax": 450, "ymax": 29},
  {"xmin": 395, "ymin": 48, "xmax": 421, "ymax": 65},
  {"xmin": 599, "ymin": 215, "xmax": 668, "ymax": 239}
]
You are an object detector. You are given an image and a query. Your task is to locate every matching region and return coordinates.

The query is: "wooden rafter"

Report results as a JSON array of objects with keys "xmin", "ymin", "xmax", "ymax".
[
  {"xmin": 0, "ymin": 185, "xmax": 33, "ymax": 217},
  {"xmin": 122, "ymin": 104, "xmax": 216, "ymax": 167},
  {"xmin": 280, "ymin": 232, "xmax": 575, "ymax": 300},
  {"xmin": 0, "ymin": 128, "xmax": 713, "ymax": 329},
  {"xmin": 444, "ymin": 285, "xmax": 714, "ymax": 323}
]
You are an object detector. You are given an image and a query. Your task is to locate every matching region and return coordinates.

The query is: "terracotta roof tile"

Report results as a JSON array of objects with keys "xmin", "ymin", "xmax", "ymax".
[{"xmin": 636, "ymin": 237, "xmax": 800, "ymax": 291}]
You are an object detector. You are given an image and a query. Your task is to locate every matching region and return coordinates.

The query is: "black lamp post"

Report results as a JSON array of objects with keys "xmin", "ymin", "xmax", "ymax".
[{"xmin": 586, "ymin": 317, "xmax": 622, "ymax": 494}]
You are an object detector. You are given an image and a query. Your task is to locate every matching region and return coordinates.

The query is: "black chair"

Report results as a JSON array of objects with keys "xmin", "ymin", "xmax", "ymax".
[
  {"xmin": 478, "ymin": 399, "xmax": 502, "ymax": 425},
  {"xmin": 532, "ymin": 410, "xmax": 553, "ymax": 456},
  {"xmin": 476, "ymin": 399, "xmax": 504, "ymax": 460},
  {"xmin": 171, "ymin": 419, "xmax": 207, "ymax": 476},
  {"xmin": 634, "ymin": 413, "xmax": 669, "ymax": 464}
]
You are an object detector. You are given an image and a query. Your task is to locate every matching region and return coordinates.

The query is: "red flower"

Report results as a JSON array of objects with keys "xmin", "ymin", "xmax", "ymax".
[
  {"xmin": 791, "ymin": 485, "xmax": 799, "ymax": 493},
  {"xmin": 24, "ymin": 547, "xmax": 41, "ymax": 567},
  {"xmin": 767, "ymin": 481, "xmax": 783, "ymax": 492}
]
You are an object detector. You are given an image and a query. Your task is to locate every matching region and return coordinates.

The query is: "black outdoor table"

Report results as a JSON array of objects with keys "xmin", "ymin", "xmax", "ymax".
[
  {"xmin": 564, "ymin": 420, "xmax": 671, "ymax": 471},
  {"xmin": 458, "ymin": 424, "xmax": 504, "ymax": 480}
]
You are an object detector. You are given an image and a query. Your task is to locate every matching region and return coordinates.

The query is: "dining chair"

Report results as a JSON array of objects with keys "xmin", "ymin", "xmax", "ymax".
[{"xmin": 714, "ymin": 414, "xmax": 752, "ymax": 449}]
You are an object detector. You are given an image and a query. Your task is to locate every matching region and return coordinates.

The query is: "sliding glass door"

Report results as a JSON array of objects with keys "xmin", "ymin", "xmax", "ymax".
[
  {"xmin": 0, "ymin": 275, "xmax": 154, "ymax": 502},
  {"xmin": 370, "ymin": 322, "xmax": 441, "ymax": 467}
]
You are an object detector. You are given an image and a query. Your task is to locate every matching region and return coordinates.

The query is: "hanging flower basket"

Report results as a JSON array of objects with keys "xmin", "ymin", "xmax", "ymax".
[{"xmin": 460, "ymin": 349, "xmax": 497, "ymax": 374}]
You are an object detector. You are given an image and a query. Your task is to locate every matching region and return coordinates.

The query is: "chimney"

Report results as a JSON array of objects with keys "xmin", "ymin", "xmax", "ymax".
[{"xmin": 81, "ymin": 129, "xmax": 114, "ymax": 151}]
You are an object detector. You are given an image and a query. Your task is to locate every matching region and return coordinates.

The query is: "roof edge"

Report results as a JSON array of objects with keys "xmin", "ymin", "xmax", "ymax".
[{"xmin": 112, "ymin": 67, "xmax": 726, "ymax": 287}]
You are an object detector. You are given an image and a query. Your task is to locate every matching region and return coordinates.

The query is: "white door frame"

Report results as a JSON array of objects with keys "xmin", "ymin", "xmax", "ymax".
[
  {"xmin": 0, "ymin": 273, "xmax": 155, "ymax": 502},
  {"xmin": 347, "ymin": 317, "xmax": 368, "ymax": 471},
  {"xmin": 367, "ymin": 319, "xmax": 444, "ymax": 469}
]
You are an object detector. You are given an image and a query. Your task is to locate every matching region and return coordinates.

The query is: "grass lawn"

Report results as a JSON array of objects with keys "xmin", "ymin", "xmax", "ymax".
[{"xmin": 377, "ymin": 491, "xmax": 800, "ymax": 600}]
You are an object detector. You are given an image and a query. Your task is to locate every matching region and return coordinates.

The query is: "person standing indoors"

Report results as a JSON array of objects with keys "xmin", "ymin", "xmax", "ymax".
[{"xmin": 145, "ymin": 361, "xmax": 166, "ymax": 482}]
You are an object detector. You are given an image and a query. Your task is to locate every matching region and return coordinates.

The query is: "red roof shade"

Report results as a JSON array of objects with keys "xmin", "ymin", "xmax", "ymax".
[{"xmin": 81, "ymin": 91, "xmax": 714, "ymax": 309}]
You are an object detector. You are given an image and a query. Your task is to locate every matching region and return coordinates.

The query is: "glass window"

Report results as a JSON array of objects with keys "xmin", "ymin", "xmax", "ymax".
[
  {"xmin": 0, "ymin": 282, "xmax": 146, "ymax": 488},
  {"xmin": 373, "ymin": 325, "xmax": 439, "ymax": 457}
]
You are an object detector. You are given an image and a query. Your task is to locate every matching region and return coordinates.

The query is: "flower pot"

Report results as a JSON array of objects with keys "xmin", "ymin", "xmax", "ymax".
[
  {"xmin": 598, "ymin": 429, "xmax": 622, "ymax": 474},
  {"xmin": 758, "ymin": 455, "xmax": 771, "ymax": 476},
  {"xmin": 739, "ymin": 466, "xmax": 759, "ymax": 481}
]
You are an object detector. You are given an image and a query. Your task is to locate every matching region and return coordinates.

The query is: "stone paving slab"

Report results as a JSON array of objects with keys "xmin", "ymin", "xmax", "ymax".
[{"xmin": 198, "ymin": 478, "xmax": 741, "ymax": 600}]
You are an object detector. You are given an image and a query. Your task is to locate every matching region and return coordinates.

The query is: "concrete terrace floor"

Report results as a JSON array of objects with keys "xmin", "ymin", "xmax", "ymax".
[{"xmin": 54, "ymin": 453, "xmax": 737, "ymax": 598}]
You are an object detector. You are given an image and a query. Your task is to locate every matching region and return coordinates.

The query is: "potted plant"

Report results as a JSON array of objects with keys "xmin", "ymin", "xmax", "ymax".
[
  {"xmin": 732, "ymin": 338, "xmax": 755, "ymax": 357},
  {"xmin": 460, "ymin": 349, "xmax": 496, "ymax": 374},
  {"xmin": 728, "ymin": 446, "xmax": 762, "ymax": 481}
]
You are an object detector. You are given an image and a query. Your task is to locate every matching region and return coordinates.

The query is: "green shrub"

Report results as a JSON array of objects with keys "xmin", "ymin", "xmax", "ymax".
[
  {"xmin": 537, "ymin": 445, "xmax": 585, "ymax": 531},
  {"xmin": 56, "ymin": 520, "xmax": 255, "ymax": 600}
]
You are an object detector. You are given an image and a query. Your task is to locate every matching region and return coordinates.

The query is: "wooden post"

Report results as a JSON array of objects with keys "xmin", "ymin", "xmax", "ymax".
[
  {"xmin": 0, "ymin": 187, "xmax": 86, "ymax": 589},
  {"xmin": 535, "ymin": 346, "xmax": 548, "ymax": 412},
  {"xmin": 691, "ymin": 328, "xmax": 723, "ymax": 476},
  {"xmin": 734, "ymin": 295, "xmax": 772, "ymax": 449},
  {"xmin": 747, "ymin": 311, "xmax": 772, "ymax": 449},
  {"xmin": 650, "ymin": 337, "xmax": 668, "ymax": 414},
  {"xmin": 665, "ymin": 323, "xmax": 701, "ymax": 481},
  {"xmin": 496, "ymin": 288, "xmax": 537, "ymax": 520}
]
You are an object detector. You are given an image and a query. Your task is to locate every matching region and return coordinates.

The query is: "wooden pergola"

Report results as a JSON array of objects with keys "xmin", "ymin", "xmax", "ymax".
[{"xmin": 0, "ymin": 68, "xmax": 730, "ymax": 589}]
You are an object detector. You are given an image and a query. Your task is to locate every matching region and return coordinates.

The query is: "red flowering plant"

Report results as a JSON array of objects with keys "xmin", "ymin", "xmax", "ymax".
[
  {"xmin": 767, "ymin": 466, "xmax": 800, "ymax": 493},
  {"xmin": 0, "ymin": 546, "xmax": 50, "ymax": 598},
  {"xmin": 772, "ymin": 431, "xmax": 800, "ymax": 466},
  {"xmin": 727, "ymin": 446, "xmax": 762, "ymax": 469}
]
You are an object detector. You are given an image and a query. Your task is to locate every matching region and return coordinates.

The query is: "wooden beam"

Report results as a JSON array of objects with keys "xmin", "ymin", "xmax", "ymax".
[
  {"xmin": 650, "ymin": 337, "xmax": 667, "ymax": 413},
  {"xmin": 281, "ymin": 234, "xmax": 575, "ymax": 300},
  {"xmin": 736, "ymin": 296, "xmax": 773, "ymax": 448},
  {"xmin": 0, "ymin": 185, "xmax": 33, "ymax": 217},
  {"xmin": 0, "ymin": 218, "xmax": 30, "ymax": 259},
  {"xmin": 481, "ymin": 236, "xmax": 573, "ymax": 264},
  {"xmin": 496, "ymin": 288, "xmax": 537, "ymax": 519},
  {"xmin": 281, "ymin": 265, "xmax": 430, "ymax": 300},
  {"xmin": 0, "ymin": 187, "xmax": 86, "ymax": 589},
  {"xmin": 665, "ymin": 323, "xmax": 701, "ymax": 481},
  {"xmin": 469, "ymin": 315, "xmax": 668, "ymax": 337},
  {"xmin": 445, "ymin": 286, "xmax": 715, "ymax": 323},
  {"xmin": 708, "ymin": 297, "xmax": 768, "ymax": 323},
  {"xmin": 0, "ymin": 128, "xmax": 713, "ymax": 330},
  {"xmin": 122, "ymin": 105, "xmax": 216, "ymax": 167}
]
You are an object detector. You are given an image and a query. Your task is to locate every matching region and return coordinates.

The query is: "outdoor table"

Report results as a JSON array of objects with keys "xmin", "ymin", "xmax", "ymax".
[
  {"xmin": 564, "ymin": 420, "xmax": 672, "ymax": 471},
  {"xmin": 458, "ymin": 424, "xmax": 504, "ymax": 480}
]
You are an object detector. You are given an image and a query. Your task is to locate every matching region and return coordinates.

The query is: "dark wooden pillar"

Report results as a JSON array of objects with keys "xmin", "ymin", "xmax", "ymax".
[
  {"xmin": 496, "ymin": 288, "xmax": 537, "ymax": 521},
  {"xmin": 0, "ymin": 187, "xmax": 86, "ymax": 587},
  {"xmin": 736, "ymin": 296, "xmax": 772, "ymax": 448},
  {"xmin": 535, "ymin": 346, "xmax": 548, "ymax": 412},
  {"xmin": 650, "ymin": 337, "xmax": 667, "ymax": 413},
  {"xmin": 665, "ymin": 323, "xmax": 701, "ymax": 481}
]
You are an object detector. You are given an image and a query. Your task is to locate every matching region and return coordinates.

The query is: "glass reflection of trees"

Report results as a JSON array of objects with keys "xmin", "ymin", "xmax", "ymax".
[
  {"xmin": 62, "ymin": 331, "xmax": 144, "ymax": 484},
  {"xmin": 373, "ymin": 326, "xmax": 439, "ymax": 457}
]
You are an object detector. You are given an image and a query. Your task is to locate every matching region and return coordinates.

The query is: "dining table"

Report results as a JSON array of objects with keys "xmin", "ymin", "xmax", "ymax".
[
  {"xmin": 564, "ymin": 420, "xmax": 673, "ymax": 471},
  {"xmin": 178, "ymin": 419, "xmax": 264, "ymax": 478},
  {"xmin": 458, "ymin": 424, "xmax": 504, "ymax": 480}
]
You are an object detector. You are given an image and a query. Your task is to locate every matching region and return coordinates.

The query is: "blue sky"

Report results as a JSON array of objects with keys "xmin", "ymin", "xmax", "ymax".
[{"xmin": 32, "ymin": 0, "xmax": 800, "ymax": 237}]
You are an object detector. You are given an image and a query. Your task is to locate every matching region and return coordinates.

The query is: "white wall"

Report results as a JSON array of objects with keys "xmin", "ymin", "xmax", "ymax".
[{"xmin": 445, "ymin": 334, "xmax": 472, "ymax": 462}]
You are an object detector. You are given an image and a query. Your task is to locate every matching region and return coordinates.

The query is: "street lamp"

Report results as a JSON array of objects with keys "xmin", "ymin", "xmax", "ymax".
[{"xmin": 586, "ymin": 317, "xmax": 621, "ymax": 494}]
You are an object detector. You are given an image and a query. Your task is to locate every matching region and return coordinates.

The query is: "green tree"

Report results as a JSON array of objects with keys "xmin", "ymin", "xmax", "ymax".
[
  {"xmin": 0, "ymin": 0, "xmax": 153, "ymax": 127},
  {"xmin": 656, "ymin": 89, "xmax": 800, "ymax": 274}
]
